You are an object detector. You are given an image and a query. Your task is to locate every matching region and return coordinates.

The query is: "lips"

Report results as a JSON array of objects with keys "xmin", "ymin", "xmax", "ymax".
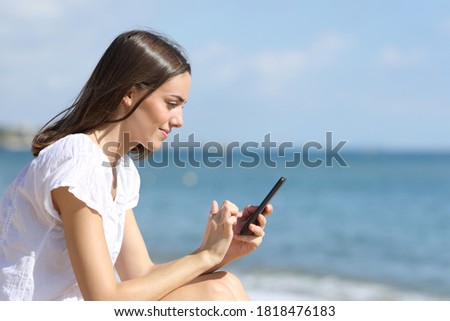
[{"xmin": 159, "ymin": 128, "xmax": 170, "ymax": 139}]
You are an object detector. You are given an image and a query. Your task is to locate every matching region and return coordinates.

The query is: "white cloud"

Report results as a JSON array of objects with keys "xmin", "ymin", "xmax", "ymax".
[
  {"xmin": 250, "ymin": 33, "xmax": 352, "ymax": 93},
  {"xmin": 437, "ymin": 17, "xmax": 450, "ymax": 36},
  {"xmin": 379, "ymin": 47, "xmax": 425, "ymax": 66},
  {"xmin": 193, "ymin": 41, "xmax": 234, "ymax": 63},
  {"xmin": 308, "ymin": 32, "xmax": 353, "ymax": 64},
  {"xmin": 0, "ymin": 0, "xmax": 95, "ymax": 39},
  {"xmin": 191, "ymin": 42, "xmax": 242, "ymax": 86},
  {"xmin": 193, "ymin": 32, "xmax": 353, "ymax": 94},
  {"xmin": 0, "ymin": 0, "xmax": 63, "ymax": 20},
  {"xmin": 249, "ymin": 50, "xmax": 307, "ymax": 94}
]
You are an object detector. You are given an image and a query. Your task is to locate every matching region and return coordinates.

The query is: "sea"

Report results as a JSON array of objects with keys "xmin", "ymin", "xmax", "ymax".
[{"xmin": 1, "ymin": 147, "xmax": 450, "ymax": 301}]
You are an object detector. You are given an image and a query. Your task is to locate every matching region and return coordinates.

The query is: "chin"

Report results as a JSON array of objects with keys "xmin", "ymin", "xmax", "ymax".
[{"xmin": 146, "ymin": 141, "xmax": 163, "ymax": 152}]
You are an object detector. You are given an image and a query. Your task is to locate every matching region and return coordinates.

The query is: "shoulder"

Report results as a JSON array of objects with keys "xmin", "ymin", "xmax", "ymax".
[
  {"xmin": 33, "ymin": 134, "xmax": 107, "ymax": 171},
  {"xmin": 39, "ymin": 134, "xmax": 104, "ymax": 160},
  {"xmin": 32, "ymin": 135, "xmax": 112, "ymax": 218}
]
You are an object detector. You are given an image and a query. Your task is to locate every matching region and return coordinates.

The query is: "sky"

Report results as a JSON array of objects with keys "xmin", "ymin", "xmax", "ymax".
[{"xmin": 0, "ymin": 0, "xmax": 449, "ymax": 151}]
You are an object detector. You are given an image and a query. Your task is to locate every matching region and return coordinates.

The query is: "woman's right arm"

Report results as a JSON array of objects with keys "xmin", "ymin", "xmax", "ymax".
[{"xmin": 52, "ymin": 187, "xmax": 239, "ymax": 301}]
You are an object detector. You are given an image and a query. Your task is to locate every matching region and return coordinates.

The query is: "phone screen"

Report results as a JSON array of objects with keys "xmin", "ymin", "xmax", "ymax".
[{"xmin": 239, "ymin": 176, "xmax": 286, "ymax": 235}]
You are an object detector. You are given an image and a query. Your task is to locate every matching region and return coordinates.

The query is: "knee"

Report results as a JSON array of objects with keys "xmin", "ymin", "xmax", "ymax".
[
  {"xmin": 202, "ymin": 271, "xmax": 246, "ymax": 300},
  {"xmin": 202, "ymin": 274, "xmax": 236, "ymax": 300},
  {"xmin": 218, "ymin": 271, "xmax": 245, "ymax": 291}
]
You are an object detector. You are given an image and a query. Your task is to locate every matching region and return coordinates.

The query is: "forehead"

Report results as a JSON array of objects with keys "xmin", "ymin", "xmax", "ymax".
[{"xmin": 157, "ymin": 72, "xmax": 191, "ymax": 96}]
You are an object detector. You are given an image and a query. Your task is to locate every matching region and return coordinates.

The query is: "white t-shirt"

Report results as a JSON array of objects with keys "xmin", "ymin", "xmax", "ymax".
[{"xmin": 0, "ymin": 134, "xmax": 140, "ymax": 300}]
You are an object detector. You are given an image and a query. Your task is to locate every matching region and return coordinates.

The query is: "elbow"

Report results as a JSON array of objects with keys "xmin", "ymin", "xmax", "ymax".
[{"xmin": 80, "ymin": 284, "xmax": 121, "ymax": 301}]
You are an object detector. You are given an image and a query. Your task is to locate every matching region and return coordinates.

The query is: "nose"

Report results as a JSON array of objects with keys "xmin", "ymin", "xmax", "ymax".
[{"xmin": 169, "ymin": 108, "xmax": 183, "ymax": 128}]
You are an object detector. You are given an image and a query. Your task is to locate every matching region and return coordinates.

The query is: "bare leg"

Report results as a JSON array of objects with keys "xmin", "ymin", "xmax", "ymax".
[{"xmin": 161, "ymin": 271, "xmax": 250, "ymax": 301}]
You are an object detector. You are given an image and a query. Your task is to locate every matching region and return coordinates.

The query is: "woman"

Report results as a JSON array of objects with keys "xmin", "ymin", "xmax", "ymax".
[{"xmin": 0, "ymin": 30, "xmax": 272, "ymax": 300}]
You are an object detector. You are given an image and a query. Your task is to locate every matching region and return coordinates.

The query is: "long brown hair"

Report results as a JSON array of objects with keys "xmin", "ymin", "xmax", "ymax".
[{"xmin": 32, "ymin": 30, "xmax": 191, "ymax": 158}]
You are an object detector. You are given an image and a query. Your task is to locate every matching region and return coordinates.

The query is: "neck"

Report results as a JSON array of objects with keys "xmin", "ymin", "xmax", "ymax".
[{"xmin": 86, "ymin": 123, "xmax": 134, "ymax": 166}]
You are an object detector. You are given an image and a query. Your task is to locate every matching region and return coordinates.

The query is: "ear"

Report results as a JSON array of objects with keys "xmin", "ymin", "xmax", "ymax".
[{"xmin": 121, "ymin": 89, "xmax": 134, "ymax": 109}]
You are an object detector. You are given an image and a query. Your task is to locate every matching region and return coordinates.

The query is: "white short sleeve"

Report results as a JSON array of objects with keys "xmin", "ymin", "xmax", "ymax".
[
  {"xmin": 30, "ymin": 134, "xmax": 117, "ymax": 222},
  {"xmin": 40, "ymin": 154, "xmax": 111, "ymax": 221}
]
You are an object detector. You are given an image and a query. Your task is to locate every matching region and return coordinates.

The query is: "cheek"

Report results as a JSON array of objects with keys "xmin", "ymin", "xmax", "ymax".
[
  {"xmin": 133, "ymin": 108, "xmax": 159, "ymax": 129},
  {"xmin": 131, "ymin": 109, "xmax": 165, "ymax": 143},
  {"xmin": 138, "ymin": 102, "xmax": 167, "ymax": 124}
]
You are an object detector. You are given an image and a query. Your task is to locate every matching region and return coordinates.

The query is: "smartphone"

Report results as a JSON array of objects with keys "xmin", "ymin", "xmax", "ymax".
[{"xmin": 239, "ymin": 176, "xmax": 286, "ymax": 235}]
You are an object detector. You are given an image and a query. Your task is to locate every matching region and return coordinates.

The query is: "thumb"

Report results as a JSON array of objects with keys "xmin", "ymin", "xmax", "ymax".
[{"xmin": 210, "ymin": 200, "xmax": 219, "ymax": 215}]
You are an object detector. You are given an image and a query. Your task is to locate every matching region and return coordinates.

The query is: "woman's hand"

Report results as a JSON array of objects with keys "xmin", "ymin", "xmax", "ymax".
[
  {"xmin": 201, "ymin": 202, "xmax": 273, "ymax": 273},
  {"xmin": 198, "ymin": 200, "xmax": 242, "ymax": 267},
  {"xmin": 226, "ymin": 203, "xmax": 273, "ymax": 260}
]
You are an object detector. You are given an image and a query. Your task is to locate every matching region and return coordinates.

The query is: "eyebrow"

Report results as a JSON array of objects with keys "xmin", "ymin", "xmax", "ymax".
[{"xmin": 169, "ymin": 95, "xmax": 186, "ymax": 102}]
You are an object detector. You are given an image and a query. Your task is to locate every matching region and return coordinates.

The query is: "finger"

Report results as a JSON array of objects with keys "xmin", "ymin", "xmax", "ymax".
[
  {"xmin": 257, "ymin": 214, "xmax": 267, "ymax": 229},
  {"xmin": 208, "ymin": 200, "xmax": 220, "ymax": 225},
  {"xmin": 227, "ymin": 215, "xmax": 238, "ymax": 226},
  {"xmin": 243, "ymin": 204, "xmax": 273, "ymax": 219},
  {"xmin": 220, "ymin": 200, "xmax": 240, "ymax": 218},
  {"xmin": 214, "ymin": 200, "xmax": 230, "ymax": 225},
  {"xmin": 262, "ymin": 204, "xmax": 273, "ymax": 216},
  {"xmin": 233, "ymin": 231, "xmax": 264, "ymax": 246},
  {"xmin": 244, "ymin": 204, "xmax": 257, "ymax": 214},
  {"xmin": 210, "ymin": 200, "xmax": 219, "ymax": 216},
  {"xmin": 249, "ymin": 222, "xmax": 266, "ymax": 237}
]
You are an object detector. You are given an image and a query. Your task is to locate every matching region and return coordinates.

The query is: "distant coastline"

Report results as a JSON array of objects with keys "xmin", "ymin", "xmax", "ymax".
[
  {"xmin": 1, "ymin": 124, "xmax": 449, "ymax": 155},
  {"xmin": 0, "ymin": 125, "xmax": 37, "ymax": 151}
]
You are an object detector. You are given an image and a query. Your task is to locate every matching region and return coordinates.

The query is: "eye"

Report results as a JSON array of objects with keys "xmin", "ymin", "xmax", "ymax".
[{"xmin": 167, "ymin": 101, "xmax": 178, "ymax": 109}]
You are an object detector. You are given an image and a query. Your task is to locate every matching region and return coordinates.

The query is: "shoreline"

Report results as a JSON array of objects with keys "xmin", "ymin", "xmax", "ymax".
[
  {"xmin": 0, "ymin": 125, "xmax": 36, "ymax": 151},
  {"xmin": 233, "ymin": 269, "xmax": 450, "ymax": 301}
]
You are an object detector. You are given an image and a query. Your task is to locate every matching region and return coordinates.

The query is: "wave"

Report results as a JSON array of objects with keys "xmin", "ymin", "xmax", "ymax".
[{"xmin": 232, "ymin": 269, "xmax": 450, "ymax": 301}]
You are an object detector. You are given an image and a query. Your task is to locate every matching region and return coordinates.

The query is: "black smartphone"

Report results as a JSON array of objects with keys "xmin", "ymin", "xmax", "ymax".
[{"xmin": 239, "ymin": 176, "xmax": 286, "ymax": 235}]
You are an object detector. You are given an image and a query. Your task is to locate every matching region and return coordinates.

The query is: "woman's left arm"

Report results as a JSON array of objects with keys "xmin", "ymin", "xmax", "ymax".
[
  {"xmin": 114, "ymin": 209, "xmax": 154, "ymax": 281},
  {"xmin": 116, "ymin": 204, "xmax": 273, "ymax": 279}
]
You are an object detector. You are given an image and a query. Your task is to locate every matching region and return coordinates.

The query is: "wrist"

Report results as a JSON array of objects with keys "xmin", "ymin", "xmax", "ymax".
[{"xmin": 194, "ymin": 248, "xmax": 223, "ymax": 270}]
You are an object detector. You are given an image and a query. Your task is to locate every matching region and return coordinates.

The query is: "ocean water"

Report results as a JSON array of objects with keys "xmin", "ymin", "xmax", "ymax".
[{"xmin": 1, "ymin": 148, "xmax": 450, "ymax": 300}]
